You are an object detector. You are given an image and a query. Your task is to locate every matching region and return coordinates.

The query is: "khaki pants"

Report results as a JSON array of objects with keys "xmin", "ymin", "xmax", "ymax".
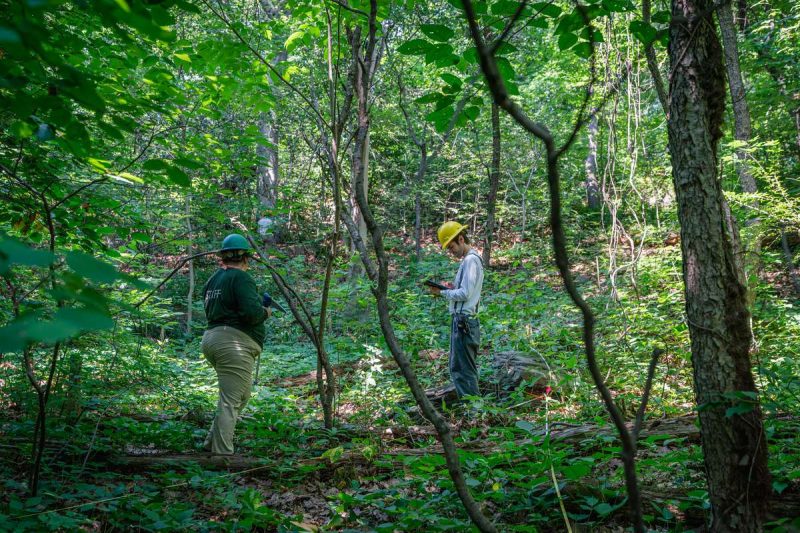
[{"xmin": 201, "ymin": 326, "xmax": 261, "ymax": 455}]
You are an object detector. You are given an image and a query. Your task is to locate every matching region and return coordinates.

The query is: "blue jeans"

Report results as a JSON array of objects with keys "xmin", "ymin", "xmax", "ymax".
[{"xmin": 450, "ymin": 314, "xmax": 480, "ymax": 398}]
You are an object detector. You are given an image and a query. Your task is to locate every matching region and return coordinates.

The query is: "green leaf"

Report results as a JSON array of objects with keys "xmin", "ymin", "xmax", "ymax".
[
  {"xmin": 562, "ymin": 461, "xmax": 591, "ymax": 480},
  {"xmin": 573, "ymin": 42, "xmax": 593, "ymax": 58},
  {"xmin": 0, "ymin": 237, "xmax": 54, "ymax": 274},
  {"xmin": 652, "ymin": 10, "xmax": 670, "ymax": 23},
  {"xmin": 425, "ymin": 105, "xmax": 455, "ymax": 133},
  {"xmin": 285, "ymin": 31, "xmax": 305, "ymax": 52},
  {"xmin": 533, "ymin": 2, "xmax": 562, "ymax": 17},
  {"xmin": 397, "ymin": 38, "xmax": 433, "ymax": 55},
  {"xmin": 173, "ymin": 52, "xmax": 191, "ymax": 63},
  {"xmin": 595, "ymin": 503, "xmax": 614, "ymax": 516},
  {"xmin": 425, "ymin": 43, "xmax": 454, "ymax": 63},
  {"xmin": 529, "ymin": 17, "xmax": 549, "ymax": 29},
  {"xmin": 463, "ymin": 106, "xmax": 480, "ymax": 121},
  {"xmin": 554, "ymin": 9, "xmax": 587, "ymax": 35},
  {"xmin": 175, "ymin": 157, "xmax": 204, "ymax": 170},
  {"xmin": 420, "ymin": 24, "xmax": 455, "ymax": 42},
  {"xmin": 725, "ymin": 404, "xmax": 755, "ymax": 417},
  {"xmin": 772, "ymin": 480, "xmax": 788, "ymax": 494},
  {"xmin": 10, "ymin": 121, "xmax": 35, "ymax": 139},
  {"xmin": 143, "ymin": 159, "xmax": 170, "ymax": 171},
  {"xmin": 492, "ymin": 0, "xmax": 525, "ymax": 16},
  {"xmin": 414, "ymin": 92, "xmax": 442, "ymax": 104},
  {"xmin": 496, "ymin": 56, "xmax": 516, "ymax": 83},
  {"xmin": 0, "ymin": 27, "xmax": 22, "ymax": 44},
  {"xmin": 515, "ymin": 420, "xmax": 535, "ymax": 432},
  {"xmin": 579, "ymin": 27, "xmax": 604, "ymax": 42},
  {"xmin": 66, "ymin": 251, "xmax": 120, "ymax": 283},
  {"xmin": 440, "ymin": 73, "xmax": 462, "ymax": 88},
  {"xmin": 558, "ymin": 32, "xmax": 578, "ymax": 50},
  {"xmin": 629, "ymin": 20, "xmax": 658, "ymax": 46},
  {"xmin": 166, "ymin": 166, "xmax": 190, "ymax": 187}
]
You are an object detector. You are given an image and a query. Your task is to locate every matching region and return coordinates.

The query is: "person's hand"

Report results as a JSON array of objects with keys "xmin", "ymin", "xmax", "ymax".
[{"xmin": 264, "ymin": 306, "xmax": 272, "ymax": 319}]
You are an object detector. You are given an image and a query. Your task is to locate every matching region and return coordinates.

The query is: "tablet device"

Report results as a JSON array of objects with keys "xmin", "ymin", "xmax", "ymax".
[{"xmin": 424, "ymin": 279, "xmax": 449, "ymax": 291}]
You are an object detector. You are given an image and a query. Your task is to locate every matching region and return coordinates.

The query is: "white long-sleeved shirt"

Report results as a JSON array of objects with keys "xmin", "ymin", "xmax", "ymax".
[{"xmin": 441, "ymin": 249, "xmax": 484, "ymax": 316}]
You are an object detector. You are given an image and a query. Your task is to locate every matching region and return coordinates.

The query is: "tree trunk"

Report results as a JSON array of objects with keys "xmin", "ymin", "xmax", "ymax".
[
  {"xmin": 256, "ymin": 117, "xmax": 280, "ymax": 209},
  {"xmin": 185, "ymin": 194, "xmax": 194, "ymax": 335},
  {"xmin": 414, "ymin": 190, "xmax": 423, "ymax": 261},
  {"xmin": 667, "ymin": 0, "xmax": 771, "ymax": 528},
  {"xmin": 718, "ymin": 1, "xmax": 758, "ymax": 197},
  {"xmin": 585, "ymin": 113, "xmax": 601, "ymax": 210},
  {"xmin": 642, "ymin": 0, "xmax": 670, "ymax": 114},
  {"xmin": 483, "ymin": 103, "xmax": 501, "ymax": 267},
  {"xmin": 736, "ymin": 0, "xmax": 748, "ymax": 31},
  {"xmin": 256, "ymin": 50, "xmax": 287, "ymax": 209},
  {"xmin": 414, "ymin": 143, "xmax": 427, "ymax": 262}
]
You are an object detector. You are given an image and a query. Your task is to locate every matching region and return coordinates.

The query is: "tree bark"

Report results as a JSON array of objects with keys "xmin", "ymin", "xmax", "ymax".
[
  {"xmin": 185, "ymin": 194, "xmax": 194, "ymax": 335},
  {"xmin": 414, "ymin": 145, "xmax": 427, "ymax": 261},
  {"xmin": 667, "ymin": 0, "xmax": 771, "ymax": 528},
  {"xmin": 256, "ymin": 48, "xmax": 286, "ymax": 209},
  {"xmin": 717, "ymin": 1, "xmax": 758, "ymax": 197},
  {"xmin": 483, "ymin": 103, "xmax": 501, "ymax": 267}
]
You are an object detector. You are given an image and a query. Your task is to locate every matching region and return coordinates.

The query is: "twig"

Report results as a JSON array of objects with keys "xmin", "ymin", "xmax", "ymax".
[{"xmin": 134, "ymin": 251, "xmax": 219, "ymax": 308}]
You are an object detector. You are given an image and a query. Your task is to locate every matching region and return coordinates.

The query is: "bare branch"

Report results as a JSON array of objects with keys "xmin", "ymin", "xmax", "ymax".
[{"xmin": 634, "ymin": 348, "xmax": 663, "ymax": 440}]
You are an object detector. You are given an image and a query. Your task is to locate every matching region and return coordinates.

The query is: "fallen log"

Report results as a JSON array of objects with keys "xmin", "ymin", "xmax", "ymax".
[
  {"xmin": 421, "ymin": 350, "xmax": 549, "ymax": 409},
  {"xmin": 112, "ymin": 453, "xmax": 273, "ymax": 470}
]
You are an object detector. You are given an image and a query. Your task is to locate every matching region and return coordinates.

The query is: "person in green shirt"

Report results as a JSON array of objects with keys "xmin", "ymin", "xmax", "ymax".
[{"xmin": 201, "ymin": 234, "xmax": 271, "ymax": 455}]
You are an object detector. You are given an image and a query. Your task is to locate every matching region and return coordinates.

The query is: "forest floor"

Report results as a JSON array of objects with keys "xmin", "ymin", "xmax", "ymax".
[{"xmin": 2, "ymin": 238, "xmax": 799, "ymax": 531}]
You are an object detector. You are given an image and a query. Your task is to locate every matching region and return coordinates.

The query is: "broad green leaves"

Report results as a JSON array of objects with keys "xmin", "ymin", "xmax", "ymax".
[
  {"xmin": 629, "ymin": 19, "xmax": 669, "ymax": 47},
  {"xmin": 420, "ymin": 24, "xmax": 455, "ymax": 42},
  {"xmin": 0, "ymin": 237, "xmax": 144, "ymax": 352}
]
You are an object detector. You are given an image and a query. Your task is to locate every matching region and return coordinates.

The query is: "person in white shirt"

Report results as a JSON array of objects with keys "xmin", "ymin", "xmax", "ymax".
[
  {"xmin": 257, "ymin": 213, "xmax": 274, "ymax": 244},
  {"xmin": 427, "ymin": 221, "xmax": 484, "ymax": 399}
]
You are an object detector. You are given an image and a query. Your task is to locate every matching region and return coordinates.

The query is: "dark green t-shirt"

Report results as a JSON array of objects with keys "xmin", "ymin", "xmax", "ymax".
[{"xmin": 203, "ymin": 268, "xmax": 267, "ymax": 348}]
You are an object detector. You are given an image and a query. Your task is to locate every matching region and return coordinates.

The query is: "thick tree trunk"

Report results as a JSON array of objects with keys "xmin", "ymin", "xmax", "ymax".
[
  {"xmin": 585, "ymin": 113, "xmax": 601, "ymax": 210},
  {"xmin": 667, "ymin": 0, "xmax": 771, "ymax": 528},
  {"xmin": 483, "ymin": 103, "xmax": 501, "ymax": 267},
  {"xmin": 256, "ymin": 50, "xmax": 287, "ymax": 209}
]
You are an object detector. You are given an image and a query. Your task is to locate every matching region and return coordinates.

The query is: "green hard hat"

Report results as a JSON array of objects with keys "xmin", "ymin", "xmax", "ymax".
[{"xmin": 220, "ymin": 233, "xmax": 250, "ymax": 252}]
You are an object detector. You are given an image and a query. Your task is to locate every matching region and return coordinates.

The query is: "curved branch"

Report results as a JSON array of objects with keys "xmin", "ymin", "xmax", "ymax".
[
  {"xmin": 134, "ymin": 251, "xmax": 219, "ymax": 308},
  {"xmin": 460, "ymin": 1, "xmax": 644, "ymax": 531}
]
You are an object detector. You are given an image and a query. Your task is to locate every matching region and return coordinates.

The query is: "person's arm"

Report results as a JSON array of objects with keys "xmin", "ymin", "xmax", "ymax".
[
  {"xmin": 234, "ymin": 272, "xmax": 268, "ymax": 325},
  {"xmin": 441, "ymin": 256, "xmax": 479, "ymax": 302}
]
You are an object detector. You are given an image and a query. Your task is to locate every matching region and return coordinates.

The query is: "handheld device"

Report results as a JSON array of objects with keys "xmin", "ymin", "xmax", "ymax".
[
  {"xmin": 424, "ymin": 279, "xmax": 449, "ymax": 291},
  {"xmin": 262, "ymin": 292, "xmax": 288, "ymax": 313}
]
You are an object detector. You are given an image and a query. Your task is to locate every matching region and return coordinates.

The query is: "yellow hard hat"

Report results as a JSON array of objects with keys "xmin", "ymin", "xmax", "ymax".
[{"xmin": 437, "ymin": 221, "xmax": 467, "ymax": 250}]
